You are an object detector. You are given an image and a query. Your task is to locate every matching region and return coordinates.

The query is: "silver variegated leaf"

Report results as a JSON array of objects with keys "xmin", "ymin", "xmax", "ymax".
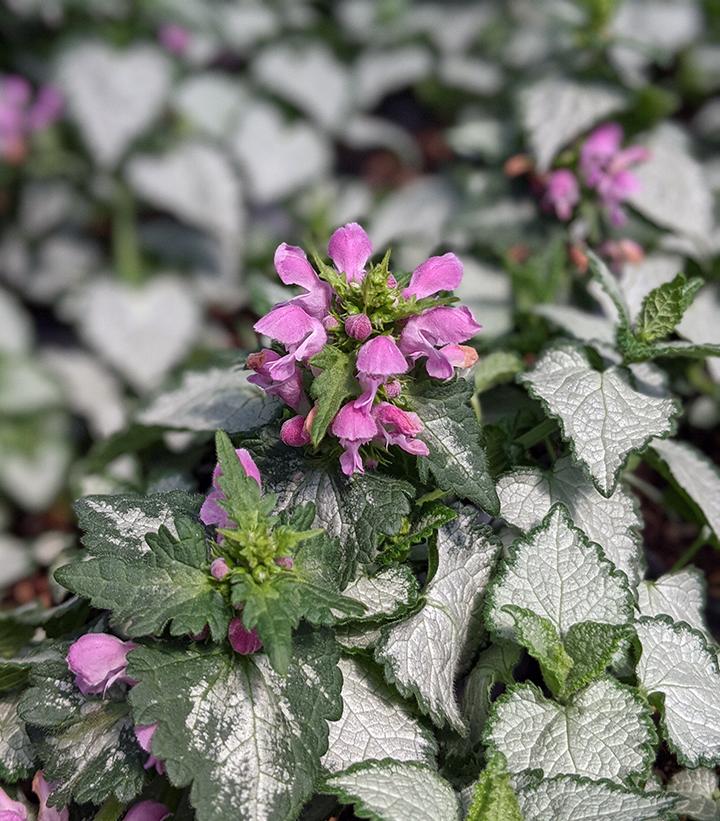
[
  {"xmin": 485, "ymin": 679, "xmax": 656, "ymax": 783},
  {"xmin": 322, "ymin": 761, "xmax": 461, "ymax": 821},
  {"xmin": 521, "ymin": 343, "xmax": 680, "ymax": 495},
  {"xmin": 637, "ymin": 568, "xmax": 708, "ymax": 637},
  {"xmin": 668, "ymin": 767, "xmax": 719, "ymax": 821},
  {"xmin": 375, "ymin": 507, "xmax": 500, "ymax": 732},
  {"xmin": 497, "ymin": 456, "xmax": 643, "ymax": 587},
  {"xmin": 334, "ymin": 566, "xmax": 419, "ymax": 623},
  {"xmin": 0, "ymin": 694, "xmax": 33, "ymax": 781},
  {"xmin": 635, "ymin": 616, "xmax": 720, "ymax": 767},
  {"xmin": 321, "ymin": 657, "xmax": 436, "ymax": 774}
]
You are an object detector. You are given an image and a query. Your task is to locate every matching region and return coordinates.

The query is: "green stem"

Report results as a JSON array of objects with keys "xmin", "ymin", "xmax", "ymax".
[
  {"xmin": 93, "ymin": 796, "xmax": 124, "ymax": 821},
  {"xmin": 516, "ymin": 418, "xmax": 558, "ymax": 449},
  {"xmin": 671, "ymin": 527, "xmax": 709, "ymax": 573},
  {"xmin": 113, "ymin": 182, "xmax": 143, "ymax": 286}
]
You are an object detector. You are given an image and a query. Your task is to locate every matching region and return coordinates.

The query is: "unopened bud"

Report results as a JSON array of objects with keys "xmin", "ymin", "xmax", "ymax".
[{"xmin": 345, "ymin": 313, "xmax": 372, "ymax": 341}]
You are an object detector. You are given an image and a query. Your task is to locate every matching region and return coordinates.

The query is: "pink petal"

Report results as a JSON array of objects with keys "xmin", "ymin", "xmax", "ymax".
[
  {"xmin": 0, "ymin": 786, "xmax": 27, "ymax": 821},
  {"xmin": 440, "ymin": 344, "xmax": 478, "ymax": 369},
  {"xmin": 339, "ymin": 442, "xmax": 365, "ymax": 476},
  {"xmin": 403, "ymin": 253, "xmax": 463, "ymax": 300},
  {"xmin": 328, "ymin": 222, "xmax": 372, "ymax": 283},
  {"xmin": 66, "ymin": 634, "xmax": 136, "ymax": 696},
  {"xmin": 32, "ymin": 771, "xmax": 68, "ymax": 821},
  {"xmin": 122, "ymin": 801, "xmax": 171, "ymax": 821},
  {"xmin": 356, "ymin": 335, "xmax": 409, "ymax": 377},
  {"xmin": 373, "ymin": 403, "xmax": 424, "ymax": 436},
  {"xmin": 274, "ymin": 243, "xmax": 332, "ymax": 318},
  {"xmin": 331, "ymin": 402, "xmax": 378, "ymax": 442},
  {"xmin": 254, "ymin": 303, "xmax": 318, "ymax": 347}
]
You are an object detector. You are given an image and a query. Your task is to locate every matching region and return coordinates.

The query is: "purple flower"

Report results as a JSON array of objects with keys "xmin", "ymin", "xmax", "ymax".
[
  {"xmin": 543, "ymin": 169, "xmax": 579, "ymax": 221},
  {"xmin": 200, "ymin": 448, "xmax": 261, "ymax": 531},
  {"xmin": 345, "ymin": 313, "xmax": 372, "ymax": 341},
  {"xmin": 0, "ymin": 76, "xmax": 62, "ymax": 162},
  {"xmin": 373, "ymin": 403, "xmax": 429, "ymax": 457},
  {"xmin": 123, "ymin": 801, "xmax": 171, "ymax": 821},
  {"xmin": 32, "ymin": 771, "xmax": 68, "ymax": 821},
  {"xmin": 328, "ymin": 222, "xmax": 372, "ymax": 284},
  {"xmin": 134, "ymin": 724, "xmax": 165, "ymax": 775},
  {"xmin": 27, "ymin": 86, "xmax": 63, "ymax": 132},
  {"xmin": 580, "ymin": 123, "xmax": 650, "ymax": 226},
  {"xmin": 274, "ymin": 243, "xmax": 332, "ymax": 320},
  {"xmin": 402, "ymin": 253, "xmax": 463, "ymax": 300},
  {"xmin": 0, "ymin": 787, "xmax": 27, "ymax": 821},
  {"xmin": 331, "ymin": 401, "xmax": 378, "ymax": 476},
  {"xmin": 247, "ymin": 349, "xmax": 307, "ymax": 412},
  {"xmin": 158, "ymin": 23, "xmax": 191, "ymax": 55},
  {"xmin": 254, "ymin": 304, "xmax": 327, "ymax": 382},
  {"xmin": 228, "ymin": 617, "xmax": 263, "ymax": 654},
  {"xmin": 281, "ymin": 414, "xmax": 312, "ymax": 447},
  {"xmin": 210, "ymin": 557, "xmax": 230, "ymax": 580},
  {"xmin": 66, "ymin": 634, "xmax": 137, "ymax": 696},
  {"xmin": 355, "ymin": 335, "xmax": 409, "ymax": 410},
  {"xmin": 399, "ymin": 306, "xmax": 481, "ymax": 379}
]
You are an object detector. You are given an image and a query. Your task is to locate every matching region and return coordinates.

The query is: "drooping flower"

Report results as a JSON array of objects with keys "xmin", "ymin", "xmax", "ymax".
[
  {"xmin": 402, "ymin": 253, "xmax": 463, "ymax": 300},
  {"xmin": 331, "ymin": 401, "xmax": 378, "ymax": 476},
  {"xmin": 134, "ymin": 724, "xmax": 165, "ymax": 775},
  {"xmin": 200, "ymin": 447, "xmax": 261, "ymax": 531},
  {"xmin": 355, "ymin": 335, "xmax": 409, "ymax": 410},
  {"xmin": 158, "ymin": 23, "xmax": 191, "ymax": 55},
  {"xmin": 32, "ymin": 771, "xmax": 68, "ymax": 821},
  {"xmin": 280, "ymin": 415, "xmax": 312, "ymax": 447},
  {"xmin": 66, "ymin": 634, "xmax": 137, "ymax": 696},
  {"xmin": 123, "ymin": 800, "xmax": 171, "ymax": 821},
  {"xmin": 0, "ymin": 786, "xmax": 27, "ymax": 821},
  {"xmin": 373, "ymin": 403, "xmax": 429, "ymax": 457},
  {"xmin": 228, "ymin": 617, "xmax": 263, "ymax": 654},
  {"xmin": 254, "ymin": 303, "xmax": 327, "ymax": 382},
  {"xmin": 274, "ymin": 243, "xmax": 332, "ymax": 319},
  {"xmin": 580, "ymin": 123, "xmax": 650, "ymax": 226},
  {"xmin": 345, "ymin": 313, "xmax": 372, "ymax": 340},
  {"xmin": 247, "ymin": 350, "xmax": 307, "ymax": 412},
  {"xmin": 328, "ymin": 222, "xmax": 373, "ymax": 284},
  {"xmin": 543, "ymin": 169, "xmax": 579, "ymax": 221},
  {"xmin": 399, "ymin": 306, "xmax": 481, "ymax": 379}
]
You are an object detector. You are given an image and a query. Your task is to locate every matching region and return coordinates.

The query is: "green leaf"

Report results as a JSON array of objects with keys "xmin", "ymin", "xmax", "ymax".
[
  {"xmin": 215, "ymin": 430, "xmax": 272, "ymax": 525},
  {"xmin": 18, "ymin": 646, "xmax": 145, "ymax": 806},
  {"xmin": 128, "ymin": 629, "xmax": 342, "ymax": 821},
  {"xmin": 0, "ymin": 692, "xmax": 34, "ymax": 781},
  {"xmin": 635, "ymin": 273, "xmax": 703, "ymax": 343},
  {"xmin": 261, "ymin": 447, "xmax": 415, "ymax": 573},
  {"xmin": 379, "ymin": 503, "xmax": 457, "ymax": 564},
  {"xmin": 466, "ymin": 753, "xmax": 523, "ymax": 821},
  {"xmin": 473, "ymin": 352, "xmax": 524, "ymax": 395},
  {"xmin": 57, "ymin": 516, "xmax": 232, "ymax": 641},
  {"xmin": 309, "ymin": 346, "xmax": 356, "ymax": 446},
  {"xmin": 408, "ymin": 378, "xmax": 499, "ymax": 514}
]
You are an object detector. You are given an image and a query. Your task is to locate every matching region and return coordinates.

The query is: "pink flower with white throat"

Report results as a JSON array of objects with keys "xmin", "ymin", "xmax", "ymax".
[
  {"xmin": 331, "ymin": 401, "xmax": 379, "ymax": 476},
  {"xmin": 399, "ymin": 306, "xmax": 481, "ymax": 379},
  {"xmin": 66, "ymin": 634, "xmax": 137, "ymax": 696},
  {"xmin": 355, "ymin": 335, "xmax": 409, "ymax": 410},
  {"xmin": 328, "ymin": 222, "xmax": 373, "ymax": 284}
]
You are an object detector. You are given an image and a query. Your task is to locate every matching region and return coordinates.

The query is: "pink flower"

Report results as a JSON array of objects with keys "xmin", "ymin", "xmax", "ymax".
[
  {"xmin": 274, "ymin": 243, "xmax": 332, "ymax": 319},
  {"xmin": 26, "ymin": 86, "xmax": 63, "ymax": 132},
  {"xmin": 123, "ymin": 801, "xmax": 171, "ymax": 821},
  {"xmin": 66, "ymin": 634, "xmax": 137, "ymax": 696},
  {"xmin": 398, "ymin": 306, "xmax": 481, "ymax": 379},
  {"xmin": 402, "ymin": 253, "xmax": 463, "ymax": 300},
  {"xmin": 200, "ymin": 447, "xmax": 261, "ymax": 531},
  {"xmin": 254, "ymin": 304, "xmax": 327, "ymax": 382},
  {"xmin": 0, "ymin": 786, "xmax": 27, "ymax": 821},
  {"xmin": 247, "ymin": 349, "xmax": 307, "ymax": 412},
  {"xmin": 134, "ymin": 724, "xmax": 165, "ymax": 775},
  {"xmin": 543, "ymin": 170, "xmax": 579, "ymax": 221},
  {"xmin": 355, "ymin": 335, "xmax": 409, "ymax": 410},
  {"xmin": 345, "ymin": 313, "xmax": 372, "ymax": 340},
  {"xmin": 280, "ymin": 415, "xmax": 311, "ymax": 447},
  {"xmin": 328, "ymin": 222, "xmax": 372, "ymax": 284},
  {"xmin": 580, "ymin": 123, "xmax": 650, "ymax": 226},
  {"xmin": 373, "ymin": 403, "xmax": 429, "ymax": 457},
  {"xmin": 0, "ymin": 75, "xmax": 63, "ymax": 161},
  {"xmin": 158, "ymin": 23, "xmax": 191, "ymax": 55},
  {"xmin": 32, "ymin": 771, "xmax": 68, "ymax": 821},
  {"xmin": 210, "ymin": 557, "xmax": 230, "ymax": 580},
  {"xmin": 228, "ymin": 617, "xmax": 263, "ymax": 654},
  {"xmin": 331, "ymin": 401, "xmax": 378, "ymax": 476}
]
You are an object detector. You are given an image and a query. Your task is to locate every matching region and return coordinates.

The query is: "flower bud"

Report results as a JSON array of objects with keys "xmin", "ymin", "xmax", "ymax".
[
  {"xmin": 123, "ymin": 800, "xmax": 171, "ymax": 821},
  {"xmin": 281, "ymin": 415, "xmax": 312, "ymax": 447},
  {"xmin": 386, "ymin": 274, "xmax": 398, "ymax": 288},
  {"xmin": 275, "ymin": 556, "xmax": 294, "ymax": 570},
  {"xmin": 66, "ymin": 634, "xmax": 137, "ymax": 696},
  {"xmin": 384, "ymin": 379, "xmax": 402, "ymax": 399},
  {"xmin": 345, "ymin": 313, "xmax": 372, "ymax": 340},
  {"xmin": 322, "ymin": 314, "xmax": 340, "ymax": 331},
  {"xmin": 228, "ymin": 617, "xmax": 263, "ymax": 655},
  {"xmin": 210, "ymin": 557, "xmax": 230, "ymax": 580}
]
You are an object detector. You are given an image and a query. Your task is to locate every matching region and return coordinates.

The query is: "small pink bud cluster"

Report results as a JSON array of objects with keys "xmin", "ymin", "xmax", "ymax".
[
  {"xmin": 542, "ymin": 123, "xmax": 649, "ymax": 227},
  {"xmin": 0, "ymin": 75, "xmax": 62, "ymax": 164},
  {"xmin": 249, "ymin": 222, "xmax": 482, "ymax": 476}
]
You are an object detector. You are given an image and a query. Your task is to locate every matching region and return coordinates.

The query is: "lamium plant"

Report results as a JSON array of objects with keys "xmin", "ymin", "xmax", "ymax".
[{"xmin": 1, "ymin": 226, "xmax": 719, "ymax": 821}]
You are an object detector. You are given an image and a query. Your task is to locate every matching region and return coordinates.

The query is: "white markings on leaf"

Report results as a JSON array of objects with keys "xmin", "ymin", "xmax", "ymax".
[{"xmin": 637, "ymin": 568, "xmax": 708, "ymax": 636}]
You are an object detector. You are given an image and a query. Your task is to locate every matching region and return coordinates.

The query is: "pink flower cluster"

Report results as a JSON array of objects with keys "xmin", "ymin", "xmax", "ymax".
[
  {"xmin": 0, "ymin": 75, "xmax": 62, "ymax": 163},
  {"xmin": 544, "ymin": 122, "xmax": 650, "ymax": 227},
  {"xmin": 0, "ymin": 773, "xmax": 68, "ymax": 821},
  {"xmin": 249, "ymin": 222, "xmax": 481, "ymax": 476}
]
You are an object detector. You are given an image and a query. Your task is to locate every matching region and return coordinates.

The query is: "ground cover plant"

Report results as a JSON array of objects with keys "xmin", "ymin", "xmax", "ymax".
[{"xmin": 1, "ymin": 1, "xmax": 720, "ymax": 820}]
